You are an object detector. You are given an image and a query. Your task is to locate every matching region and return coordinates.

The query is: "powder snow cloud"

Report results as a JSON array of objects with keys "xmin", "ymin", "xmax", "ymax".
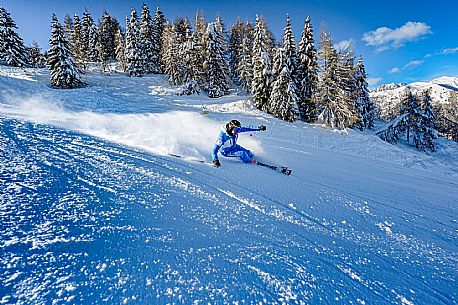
[{"xmin": 362, "ymin": 21, "xmax": 432, "ymax": 52}]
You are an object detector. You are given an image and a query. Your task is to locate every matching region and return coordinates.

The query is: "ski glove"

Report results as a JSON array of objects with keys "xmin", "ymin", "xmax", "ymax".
[
  {"xmin": 213, "ymin": 160, "xmax": 221, "ymax": 167},
  {"xmin": 259, "ymin": 125, "xmax": 267, "ymax": 131}
]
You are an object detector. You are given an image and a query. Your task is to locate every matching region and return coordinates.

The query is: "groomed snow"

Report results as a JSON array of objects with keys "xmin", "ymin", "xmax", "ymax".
[{"xmin": 1, "ymin": 67, "xmax": 457, "ymax": 304}]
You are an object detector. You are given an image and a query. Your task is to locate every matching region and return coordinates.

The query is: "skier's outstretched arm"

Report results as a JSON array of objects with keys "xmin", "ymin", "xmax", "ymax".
[{"xmin": 239, "ymin": 125, "xmax": 267, "ymax": 133}]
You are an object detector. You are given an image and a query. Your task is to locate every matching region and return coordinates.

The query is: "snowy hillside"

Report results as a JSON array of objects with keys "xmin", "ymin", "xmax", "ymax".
[
  {"xmin": 1, "ymin": 67, "xmax": 457, "ymax": 305},
  {"xmin": 370, "ymin": 76, "xmax": 458, "ymax": 119}
]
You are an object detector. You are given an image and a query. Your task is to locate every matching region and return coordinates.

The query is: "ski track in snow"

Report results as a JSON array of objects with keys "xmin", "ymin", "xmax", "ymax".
[{"xmin": 1, "ymin": 68, "xmax": 457, "ymax": 305}]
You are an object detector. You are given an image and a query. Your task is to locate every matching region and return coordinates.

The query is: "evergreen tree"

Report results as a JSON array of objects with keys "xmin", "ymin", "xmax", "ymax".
[
  {"xmin": 193, "ymin": 10, "xmax": 207, "ymax": 87},
  {"xmin": 354, "ymin": 56, "xmax": 375, "ymax": 129},
  {"xmin": 237, "ymin": 21, "xmax": 254, "ymax": 92},
  {"xmin": 268, "ymin": 47, "xmax": 300, "ymax": 121},
  {"xmin": 203, "ymin": 22, "xmax": 229, "ymax": 98},
  {"xmin": 378, "ymin": 91, "xmax": 437, "ymax": 152},
  {"xmin": 153, "ymin": 7, "xmax": 166, "ymax": 73},
  {"xmin": 229, "ymin": 17, "xmax": 244, "ymax": 84},
  {"xmin": 316, "ymin": 29, "xmax": 356, "ymax": 129},
  {"xmin": 47, "ymin": 14, "xmax": 85, "ymax": 88},
  {"xmin": 417, "ymin": 89, "xmax": 437, "ymax": 151},
  {"xmin": 0, "ymin": 6, "xmax": 29, "ymax": 67},
  {"xmin": 87, "ymin": 22, "xmax": 99, "ymax": 62},
  {"xmin": 180, "ymin": 28, "xmax": 201, "ymax": 95},
  {"xmin": 174, "ymin": 17, "xmax": 191, "ymax": 42},
  {"xmin": 282, "ymin": 15, "xmax": 299, "ymax": 84},
  {"xmin": 336, "ymin": 48, "xmax": 358, "ymax": 127},
  {"xmin": 125, "ymin": 9, "xmax": 143, "ymax": 77},
  {"xmin": 260, "ymin": 16, "xmax": 276, "ymax": 58},
  {"xmin": 114, "ymin": 27, "xmax": 126, "ymax": 71},
  {"xmin": 98, "ymin": 11, "xmax": 119, "ymax": 71},
  {"xmin": 251, "ymin": 15, "xmax": 272, "ymax": 111},
  {"xmin": 71, "ymin": 14, "xmax": 84, "ymax": 64},
  {"xmin": 238, "ymin": 33, "xmax": 253, "ymax": 92},
  {"xmin": 140, "ymin": 3, "xmax": 157, "ymax": 73},
  {"xmin": 161, "ymin": 22, "xmax": 181, "ymax": 84},
  {"xmin": 81, "ymin": 10, "xmax": 96, "ymax": 61},
  {"xmin": 28, "ymin": 42, "xmax": 45, "ymax": 68},
  {"xmin": 435, "ymin": 91, "xmax": 458, "ymax": 141},
  {"xmin": 297, "ymin": 16, "xmax": 319, "ymax": 122},
  {"xmin": 63, "ymin": 14, "xmax": 73, "ymax": 40},
  {"xmin": 400, "ymin": 91, "xmax": 421, "ymax": 144}
]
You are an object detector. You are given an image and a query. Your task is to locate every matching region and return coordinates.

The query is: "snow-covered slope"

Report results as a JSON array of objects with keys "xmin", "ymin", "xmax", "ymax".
[
  {"xmin": 370, "ymin": 76, "xmax": 458, "ymax": 119},
  {"xmin": 1, "ymin": 68, "xmax": 457, "ymax": 305}
]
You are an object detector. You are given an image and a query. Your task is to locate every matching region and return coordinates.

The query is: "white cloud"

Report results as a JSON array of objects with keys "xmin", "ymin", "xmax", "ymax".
[
  {"xmin": 335, "ymin": 39, "xmax": 355, "ymax": 52},
  {"xmin": 367, "ymin": 78, "xmax": 383, "ymax": 86},
  {"xmin": 426, "ymin": 47, "xmax": 458, "ymax": 58},
  {"xmin": 389, "ymin": 60, "xmax": 424, "ymax": 74},
  {"xmin": 403, "ymin": 60, "xmax": 424, "ymax": 69},
  {"xmin": 362, "ymin": 21, "xmax": 432, "ymax": 52},
  {"xmin": 442, "ymin": 47, "xmax": 458, "ymax": 54}
]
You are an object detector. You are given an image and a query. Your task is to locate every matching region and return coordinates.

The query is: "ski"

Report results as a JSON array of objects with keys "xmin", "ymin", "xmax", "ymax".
[
  {"xmin": 168, "ymin": 153, "xmax": 208, "ymax": 164},
  {"xmin": 168, "ymin": 154, "xmax": 292, "ymax": 175},
  {"xmin": 256, "ymin": 161, "xmax": 292, "ymax": 176}
]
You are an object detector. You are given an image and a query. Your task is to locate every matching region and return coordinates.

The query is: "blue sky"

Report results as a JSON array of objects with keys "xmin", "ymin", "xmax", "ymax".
[{"xmin": 2, "ymin": 0, "xmax": 457, "ymax": 87}]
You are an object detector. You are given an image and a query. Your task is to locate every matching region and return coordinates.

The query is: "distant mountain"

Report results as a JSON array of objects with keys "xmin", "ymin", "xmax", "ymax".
[{"xmin": 370, "ymin": 76, "xmax": 458, "ymax": 120}]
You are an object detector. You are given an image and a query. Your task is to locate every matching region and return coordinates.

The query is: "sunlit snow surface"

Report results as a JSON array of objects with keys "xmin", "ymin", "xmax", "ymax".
[{"xmin": 1, "ymin": 68, "xmax": 457, "ymax": 304}]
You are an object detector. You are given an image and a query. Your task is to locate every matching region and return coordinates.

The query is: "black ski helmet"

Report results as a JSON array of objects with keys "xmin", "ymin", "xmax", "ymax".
[{"xmin": 229, "ymin": 119, "xmax": 241, "ymax": 128}]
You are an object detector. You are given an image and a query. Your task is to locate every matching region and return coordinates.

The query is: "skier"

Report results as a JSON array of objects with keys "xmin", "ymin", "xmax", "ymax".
[{"xmin": 211, "ymin": 119, "xmax": 266, "ymax": 167}]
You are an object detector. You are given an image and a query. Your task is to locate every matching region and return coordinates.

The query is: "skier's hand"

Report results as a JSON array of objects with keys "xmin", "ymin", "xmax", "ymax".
[
  {"xmin": 259, "ymin": 125, "xmax": 267, "ymax": 131},
  {"xmin": 212, "ymin": 160, "xmax": 221, "ymax": 167}
]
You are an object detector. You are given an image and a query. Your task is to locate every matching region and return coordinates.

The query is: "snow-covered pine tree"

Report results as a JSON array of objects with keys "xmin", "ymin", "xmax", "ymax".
[
  {"xmin": 282, "ymin": 15, "xmax": 299, "ymax": 85},
  {"xmin": 193, "ymin": 10, "xmax": 207, "ymax": 87},
  {"xmin": 114, "ymin": 27, "xmax": 126, "ymax": 71},
  {"xmin": 47, "ymin": 14, "xmax": 85, "ymax": 88},
  {"xmin": 238, "ymin": 35, "xmax": 253, "ymax": 92},
  {"xmin": 28, "ymin": 42, "xmax": 45, "ymax": 68},
  {"xmin": 297, "ymin": 16, "xmax": 319, "ymax": 122},
  {"xmin": 434, "ymin": 91, "xmax": 458, "ymax": 141},
  {"xmin": 268, "ymin": 47, "xmax": 300, "ymax": 121},
  {"xmin": 174, "ymin": 17, "xmax": 191, "ymax": 42},
  {"xmin": 416, "ymin": 89, "xmax": 437, "ymax": 152},
  {"xmin": 229, "ymin": 17, "xmax": 244, "ymax": 85},
  {"xmin": 139, "ymin": 3, "xmax": 157, "ymax": 74},
  {"xmin": 260, "ymin": 16, "xmax": 276, "ymax": 59},
  {"xmin": 161, "ymin": 22, "xmax": 181, "ymax": 84},
  {"xmin": 203, "ymin": 22, "xmax": 229, "ymax": 98},
  {"xmin": 179, "ymin": 28, "xmax": 201, "ymax": 95},
  {"xmin": 87, "ymin": 22, "xmax": 99, "ymax": 62},
  {"xmin": 153, "ymin": 7, "xmax": 166, "ymax": 73},
  {"xmin": 98, "ymin": 11, "xmax": 119, "ymax": 71},
  {"xmin": 354, "ymin": 56, "xmax": 375, "ymax": 129},
  {"xmin": 172, "ymin": 17, "xmax": 191, "ymax": 81},
  {"xmin": 251, "ymin": 15, "xmax": 272, "ymax": 111},
  {"xmin": 125, "ymin": 9, "xmax": 143, "ymax": 77},
  {"xmin": 71, "ymin": 14, "xmax": 85, "ymax": 64},
  {"xmin": 376, "ymin": 113, "xmax": 409, "ymax": 144},
  {"xmin": 0, "ymin": 6, "xmax": 29, "ymax": 67},
  {"xmin": 336, "ymin": 47, "xmax": 359, "ymax": 128},
  {"xmin": 378, "ymin": 90, "xmax": 437, "ymax": 152},
  {"xmin": 316, "ymin": 28, "xmax": 356, "ymax": 129},
  {"xmin": 400, "ymin": 90, "xmax": 421, "ymax": 144},
  {"xmin": 63, "ymin": 14, "xmax": 73, "ymax": 40},
  {"xmin": 237, "ymin": 21, "xmax": 254, "ymax": 92},
  {"xmin": 81, "ymin": 10, "xmax": 96, "ymax": 62}
]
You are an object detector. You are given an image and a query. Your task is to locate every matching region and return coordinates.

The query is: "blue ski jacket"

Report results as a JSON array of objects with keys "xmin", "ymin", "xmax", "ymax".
[{"xmin": 211, "ymin": 124, "xmax": 261, "ymax": 161}]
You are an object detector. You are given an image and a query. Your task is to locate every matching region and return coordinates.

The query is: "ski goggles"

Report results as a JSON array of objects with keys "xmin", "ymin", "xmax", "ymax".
[{"xmin": 232, "ymin": 127, "xmax": 241, "ymax": 134}]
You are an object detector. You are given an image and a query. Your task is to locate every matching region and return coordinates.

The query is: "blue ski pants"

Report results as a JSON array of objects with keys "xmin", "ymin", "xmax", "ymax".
[{"xmin": 221, "ymin": 145, "xmax": 254, "ymax": 163}]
